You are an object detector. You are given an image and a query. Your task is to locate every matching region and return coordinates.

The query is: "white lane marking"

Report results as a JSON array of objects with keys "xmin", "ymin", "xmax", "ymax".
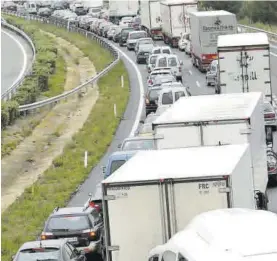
[
  {"xmin": 2, "ymin": 29, "xmax": 28, "ymax": 89},
  {"xmin": 108, "ymin": 42, "xmax": 144, "ymax": 137},
  {"xmin": 196, "ymin": 81, "xmax": 200, "ymax": 88},
  {"xmin": 189, "ymin": 70, "xmax": 192, "ymax": 75},
  {"xmin": 271, "ymin": 52, "xmax": 277, "ymax": 57}
]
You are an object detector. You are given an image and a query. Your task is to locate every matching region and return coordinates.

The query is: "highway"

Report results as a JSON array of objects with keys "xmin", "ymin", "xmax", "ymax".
[
  {"xmin": 1, "ymin": 27, "xmax": 33, "ymax": 95},
  {"xmin": 69, "ymin": 36, "xmax": 277, "ymax": 212}
]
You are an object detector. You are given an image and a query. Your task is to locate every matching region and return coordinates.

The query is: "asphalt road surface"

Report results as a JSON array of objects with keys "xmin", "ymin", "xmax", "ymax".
[
  {"xmin": 68, "ymin": 36, "xmax": 277, "ymax": 213},
  {"xmin": 1, "ymin": 27, "xmax": 33, "ymax": 95}
]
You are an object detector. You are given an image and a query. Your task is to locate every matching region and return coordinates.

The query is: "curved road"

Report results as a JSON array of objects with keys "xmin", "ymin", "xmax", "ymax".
[
  {"xmin": 68, "ymin": 34, "xmax": 277, "ymax": 212},
  {"xmin": 1, "ymin": 27, "xmax": 33, "ymax": 95}
]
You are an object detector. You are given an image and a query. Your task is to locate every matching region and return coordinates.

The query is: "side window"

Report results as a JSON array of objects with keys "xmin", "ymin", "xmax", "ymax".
[
  {"xmin": 162, "ymin": 250, "xmax": 177, "ymax": 261},
  {"xmin": 178, "ymin": 253, "xmax": 188, "ymax": 261},
  {"xmin": 174, "ymin": 91, "xmax": 185, "ymax": 101},
  {"xmin": 162, "ymin": 91, "xmax": 173, "ymax": 105},
  {"xmin": 149, "ymin": 255, "xmax": 159, "ymax": 261}
]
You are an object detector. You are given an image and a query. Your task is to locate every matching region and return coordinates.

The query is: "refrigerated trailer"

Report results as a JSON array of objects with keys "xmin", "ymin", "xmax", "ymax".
[
  {"xmin": 160, "ymin": 0, "xmax": 197, "ymax": 47},
  {"xmin": 216, "ymin": 32, "xmax": 272, "ymax": 103},
  {"xmin": 152, "ymin": 92, "xmax": 268, "ymax": 209},
  {"xmin": 102, "ymin": 145, "xmax": 256, "ymax": 261},
  {"xmin": 190, "ymin": 10, "xmax": 237, "ymax": 72},
  {"xmin": 140, "ymin": 0, "xmax": 163, "ymax": 40}
]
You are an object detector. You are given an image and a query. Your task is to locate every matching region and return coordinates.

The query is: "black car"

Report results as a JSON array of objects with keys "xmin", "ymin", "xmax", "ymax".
[
  {"xmin": 145, "ymin": 87, "xmax": 162, "ymax": 116},
  {"xmin": 13, "ymin": 239, "xmax": 86, "ymax": 261},
  {"xmin": 40, "ymin": 205, "xmax": 103, "ymax": 257},
  {"xmin": 119, "ymin": 27, "xmax": 135, "ymax": 46}
]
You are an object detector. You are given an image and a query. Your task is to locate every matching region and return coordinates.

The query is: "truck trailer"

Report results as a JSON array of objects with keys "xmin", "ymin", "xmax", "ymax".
[
  {"xmin": 101, "ymin": 145, "xmax": 256, "ymax": 261},
  {"xmin": 216, "ymin": 32, "xmax": 272, "ymax": 104},
  {"xmin": 152, "ymin": 92, "xmax": 268, "ymax": 209},
  {"xmin": 160, "ymin": 0, "xmax": 197, "ymax": 47},
  {"xmin": 140, "ymin": 0, "xmax": 163, "ymax": 40},
  {"xmin": 190, "ymin": 10, "xmax": 237, "ymax": 72}
]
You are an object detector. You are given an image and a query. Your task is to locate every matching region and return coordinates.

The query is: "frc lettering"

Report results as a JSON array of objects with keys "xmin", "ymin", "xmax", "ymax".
[{"xmin": 199, "ymin": 183, "xmax": 209, "ymax": 189}]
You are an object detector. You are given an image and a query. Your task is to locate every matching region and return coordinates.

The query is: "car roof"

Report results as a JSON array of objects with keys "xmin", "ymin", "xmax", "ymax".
[
  {"xmin": 138, "ymin": 37, "xmax": 152, "ymax": 41},
  {"xmin": 109, "ymin": 150, "xmax": 138, "ymax": 159},
  {"xmin": 160, "ymin": 86, "xmax": 189, "ymax": 93},
  {"xmin": 123, "ymin": 136, "xmax": 154, "ymax": 141},
  {"xmin": 151, "ymin": 70, "xmax": 171, "ymax": 74},
  {"xmin": 19, "ymin": 239, "xmax": 64, "ymax": 251},
  {"xmin": 50, "ymin": 207, "xmax": 91, "ymax": 216}
]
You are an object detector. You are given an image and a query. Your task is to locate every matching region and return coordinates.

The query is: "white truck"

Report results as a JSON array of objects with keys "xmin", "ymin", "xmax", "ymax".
[
  {"xmin": 160, "ymin": 0, "xmax": 197, "ymax": 48},
  {"xmin": 152, "ymin": 92, "xmax": 268, "ymax": 209},
  {"xmin": 140, "ymin": 0, "xmax": 163, "ymax": 40},
  {"xmin": 108, "ymin": 0, "xmax": 139, "ymax": 23},
  {"xmin": 101, "ymin": 145, "xmax": 256, "ymax": 261},
  {"xmin": 216, "ymin": 32, "xmax": 272, "ymax": 104},
  {"xmin": 190, "ymin": 10, "xmax": 237, "ymax": 72}
]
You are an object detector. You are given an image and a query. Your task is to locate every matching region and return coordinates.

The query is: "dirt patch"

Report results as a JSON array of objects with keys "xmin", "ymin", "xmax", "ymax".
[{"xmin": 1, "ymin": 32, "xmax": 99, "ymax": 212}]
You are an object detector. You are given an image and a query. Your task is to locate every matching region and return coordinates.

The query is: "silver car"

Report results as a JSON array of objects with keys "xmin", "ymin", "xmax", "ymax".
[
  {"xmin": 146, "ymin": 54, "xmax": 158, "ymax": 73},
  {"xmin": 135, "ymin": 38, "xmax": 154, "ymax": 54},
  {"xmin": 136, "ymin": 44, "xmax": 155, "ymax": 64},
  {"xmin": 127, "ymin": 31, "xmax": 148, "ymax": 51},
  {"xmin": 206, "ymin": 60, "xmax": 218, "ymax": 86}
]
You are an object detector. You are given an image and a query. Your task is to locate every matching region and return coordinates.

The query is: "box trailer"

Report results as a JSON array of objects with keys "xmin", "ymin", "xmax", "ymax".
[
  {"xmin": 108, "ymin": 0, "xmax": 139, "ymax": 22},
  {"xmin": 160, "ymin": 0, "xmax": 197, "ymax": 47},
  {"xmin": 216, "ymin": 32, "xmax": 272, "ymax": 103},
  {"xmin": 140, "ymin": 0, "xmax": 163, "ymax": 40},
  {"xmin": 152, "ymin": 92, "xmax": 268, "ymax": 209},
  {"xmin": 102, "ymin": 145, "xmax": 255, "ymax": 261},
  {"xmin": 190, "ymin": 10, "xmax": 237, "ymax": 72}
]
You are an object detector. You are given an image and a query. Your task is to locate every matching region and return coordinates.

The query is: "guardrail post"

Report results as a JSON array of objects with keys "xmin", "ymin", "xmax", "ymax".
[
  {"xmin": 114, "ymin": 104, "xmax": 117, "ymax": 117},
  {"xmin": 121, "ymin": 75, "xmax": 124, "ymax": 88}
]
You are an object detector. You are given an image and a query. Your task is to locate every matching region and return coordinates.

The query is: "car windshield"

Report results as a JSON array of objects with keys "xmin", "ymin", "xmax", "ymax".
[
  {"xmin": 168, "ymin": 57, "xmax": 178, "ymax": 67},
  {"xmin": 162, "ymin": 91, "xmax": 173, "ymax": 105},
  {"xmin": 110, "ymin": 160, "xmax": 126, "ymax": 175},
  {"xmin": 122, "ymin": 29, "xmax": 133, "ymax": 35},
  {"xmin": 130, "ymin": 32, "xmax": 146, "ymax": 39},
  {"xmin": 16, "ymin": 247, "xmax": 60, "ymax": 261},
  {"xmin": 139, "ymin": 39, "xmax": 152, "ymax": 45},
  {"xmin": 150, "ymin": 56, "xmax": 157, "ymax": 64},
  {"xmin": 158, "ymin": 57, "xmax": 168, "ymax": 67},
  {"xmin": 122, "ymin": 140, "xmax": 154, "ymax": 150},
  {"xmin": 148, "ymin": 89, "xmax": 161, "ymax": 100},
  {"xmin": 153, "ymin": 49, "xmax": 161, "ymax": 54},
  {"xmin": 162, "ymin": 49, "xmax": 171, "ymax": 54},
  {"xmin": 175, "ymin": 91, "xmax": 185, "ymax": 101},
  {"xmin": 264, "ymin": 103, "xmax": 273, "ymax": 113},
  {"xmin": 47, "ymin": 215, "xmax": 90, "ymax": 231}
]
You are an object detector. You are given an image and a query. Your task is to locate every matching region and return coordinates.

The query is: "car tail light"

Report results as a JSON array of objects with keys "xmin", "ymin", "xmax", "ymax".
[
  {"xmin": 41, "ymin": 232, "xmax": 54, "ymax": 240},
  {"xmin": 148, "ymin": 79, "xmax": 153, "ymax": 85},
  {"xmin": 82, "ymin": 229, "xmax": 97, "ymax": 240},
  {"xmin": 265, "ymin": 113, "xmax": 275, "ymax": 119},
  {"xmin": 88, "ymin": 201, "xmax": 101, "ymax": 212}
]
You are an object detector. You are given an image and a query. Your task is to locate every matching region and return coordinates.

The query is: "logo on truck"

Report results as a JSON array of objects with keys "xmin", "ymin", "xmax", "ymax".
[{"xmin": 203, "ymin": 16, "xmax": 235, "ymax": 32}]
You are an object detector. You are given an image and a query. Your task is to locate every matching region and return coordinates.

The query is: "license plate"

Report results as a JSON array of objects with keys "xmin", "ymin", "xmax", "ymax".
[{"xmin": 67, "ymin": 237, "xmax": 78, "ymax": 243}]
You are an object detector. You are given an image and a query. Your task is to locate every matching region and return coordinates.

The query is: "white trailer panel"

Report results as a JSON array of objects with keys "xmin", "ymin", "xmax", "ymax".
[
  {"xmin": 140, "ymin": 0, "xmax": 161, "ymax": 29},
  {"xmin": 217, "ymin": 32, "xmax": 272, "ymax": 102},
  {"xmin": 109, "ymin": 0, "xmax": 139, "ymax": 17},
  {"xmin": 153, "ymin": 92, "xmax": 268, "ymax": 194}
]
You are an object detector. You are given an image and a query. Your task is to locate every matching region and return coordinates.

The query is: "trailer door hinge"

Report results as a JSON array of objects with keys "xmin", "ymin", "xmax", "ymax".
[
  {"xmin": 108, "ymin": 245, "xmax": 120, "ymax": 251},
  {"xmin": 219, "ymin": 187, "xmax": 231, "ymax": 193}
]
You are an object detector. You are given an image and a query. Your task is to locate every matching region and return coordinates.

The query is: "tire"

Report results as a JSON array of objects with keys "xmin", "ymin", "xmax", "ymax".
[
  {"xmin": 136, "ymin": 60, "xmax": 140, "ymax": 64},
  {"xmin": 127, "ymin": 46, "xmax": 130, "ymax": 51}
]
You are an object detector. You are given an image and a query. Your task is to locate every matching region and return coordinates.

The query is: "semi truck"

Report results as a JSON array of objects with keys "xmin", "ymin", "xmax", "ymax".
[
  {"xmin": 140, "ymin": 0, "xmax": 163, "ymax": 40},
  {"xmin": 108, "ymin": 0, "xmax": 139, "ymax": 23},
  {"xmin": 216, "ymin": 32, "xmax": 272, "ymax": 104},
  {"xmin": 160, "ymin": 0, "xmax": 198, "ymax": 47},
  {"xmin": 190, "ymin": 10, "xmax": 237, "ymax": 72},
  {"xmin": 101, "ymin": 145, "xmax": 256, "ymax": 261},
  {"xmin": 152, "ymin": 92, "xmax": 268, "ymax": 209}
]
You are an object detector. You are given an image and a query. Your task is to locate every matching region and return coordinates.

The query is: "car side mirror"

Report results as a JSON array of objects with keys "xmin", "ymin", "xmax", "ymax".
[
  {"xmin": 102, "ymin": 166, "xmax": 106, "ymax": 174},
  {"xmin": 117, "ymin": 143, "xmax": 122, "ymax": 148}
]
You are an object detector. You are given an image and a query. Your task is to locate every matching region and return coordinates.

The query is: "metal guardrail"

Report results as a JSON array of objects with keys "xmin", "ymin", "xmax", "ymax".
[
  {"xmin": 1, "ymin": 20, "xmax": 36, "ymax": 101},
  {"xmin": 2, "ymin": 10, "xmax": 120, "ymax": 113},
  {"xmin": 238, "ymin": 24, "xmax": 277, "ymax": 43}
]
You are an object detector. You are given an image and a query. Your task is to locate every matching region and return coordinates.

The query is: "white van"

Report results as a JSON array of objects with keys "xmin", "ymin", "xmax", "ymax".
[
  {"xmin": 23, "ymin": 2, "xmax": 37, "ymax": 14},
  {"xmin": 148, "ymin": 208, "xmax": 277, "ymax": 261}
]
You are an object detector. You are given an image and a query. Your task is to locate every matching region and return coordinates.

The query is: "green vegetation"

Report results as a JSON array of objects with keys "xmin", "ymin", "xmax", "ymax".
[
  {"xmin": 1, "ymin": 14, "xmax": 129, "ymax": 261},
  {"xmin": 199, "ymin": 1, "xmax": 277, "ymax": 29},
  {"xmin": 1, "ymin": 15, "xmax": 67, "ymax": 129}
]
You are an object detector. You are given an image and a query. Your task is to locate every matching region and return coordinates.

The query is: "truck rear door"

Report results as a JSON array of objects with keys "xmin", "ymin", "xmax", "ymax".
[
  {"xmin": 103, "ymin": 182, "xmax": 168, "ymax": 261},
  {"xmin": 167, "ymin": 178, "xmax": 230, "ymax": 234}
]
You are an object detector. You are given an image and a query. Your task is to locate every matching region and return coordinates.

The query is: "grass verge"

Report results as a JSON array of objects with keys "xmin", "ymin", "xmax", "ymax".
[
  {"xmin": 239, "ymin": 18, "xmax": 277, "ymax": 33},
  {"xmin": 1, "ymin": 16, "xmax": 130, "ymax": 261}
]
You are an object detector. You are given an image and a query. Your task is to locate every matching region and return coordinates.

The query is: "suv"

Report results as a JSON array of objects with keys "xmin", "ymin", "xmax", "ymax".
[
  {"xmin": 126, "ymin": 30, "xmax": 148, "ymax": 50},
  {"xmin": 40, "ymin": 206, "xmax": 103, "ymax": 257},
  {"xmin": 119, "ymin": 27, "xmax": 135, "ymax": 46},
  {"xmin": 12, "ymin": 239, "xmax": 86, "ymax": 261}
]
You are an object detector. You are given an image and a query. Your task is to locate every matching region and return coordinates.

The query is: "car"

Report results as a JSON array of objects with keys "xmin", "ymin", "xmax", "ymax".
[
  {"xmin": 151, "ymin": 75, "xmax": 177, "ymax": 88},
  {"xmin": 126, "ymin": 30, "xmax": 148, "ymax": 50},
  {"xmin": 145, "ymin": 87, "xmax": 162, "ymax": 116},
  {"xmin": 51, "ymin": 1, "xmax": 65, "ymax": 10},
  {"xmin": 135, "ymin": 37, "xmax": 154, "ymax": 53},
  {"xmin": 87, "ymin": 7, "xmax": 101, "ymax": 18},
  {"xmin": 119, "ymin": 136, "xmax": 155, "ymax": 151},
  {"xmin": 185, "ymin": 40, "xmax": 191, "ymax": 55},
  {"xmin": 119, "ymin": 16, "xmax": 133, "ymax": 27},
  {"xmin": 160, "ymin": 81, "xmax": 189, "ymax": 89},
  {"xmin": 264, "ymin": 101, "xmax": 277, "ymax": 130},
  {"xmin": 157, "ymin": 86, "xmax": 191, "ymax": 112},
  {"xmin": 119, "ymin": 27, "xmax": 135, "ymax": 46},
  {"xmin": 113, "ymin": 26, "xmax": 123, "ymax": 42},
  {"xmin": 136, "ymin": 44, "xmax": 155, "ymax": 64},
  {"xmin": 147, "ymin": 69, "xmax": 173, "ymax": 87},
  {"xmin": 12, "ymin": 239, "xmax": 86, "ymax": 261},
  {"xmin": 38, "ymin": 7, "xmax": 52, "ymax": 17},
  {"xmin": 155, "ymin": 54, "xmax": 183, "ymax": 82},
  {"xmin": 98, "ymin": 21, "xmax": 110, "ymax": 36},
  {"xmin": 146, "ymin": 54, "xmax": 158, "ymax": 73},
  {"xmin": 40, "ymin": 206, "xmax": 103, "ymax": 256},
  {"xmin": 151, "ymin": 46, "xmax": 172, "ymax": 55},
  {"xmin": 178, "ymin": 32, "xmax": 190, "ymax": 51},
  {"xmin": 102, "ymin": 23, "xmax": 113, "ymax": 37},
  {"xmin": 206, "ymin": 60, "xmax": 218, "ymax": 86},
  {"xmin": 107, "ymin": 26, "xmax": 118, "ymax": 40},
  {"xmin": 79, "ymin": 16, "xmax": 96, "ymax": 30},
  {"xmin": 138, "ymin": 113, "xmax": 160, "ymax": 135}
]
